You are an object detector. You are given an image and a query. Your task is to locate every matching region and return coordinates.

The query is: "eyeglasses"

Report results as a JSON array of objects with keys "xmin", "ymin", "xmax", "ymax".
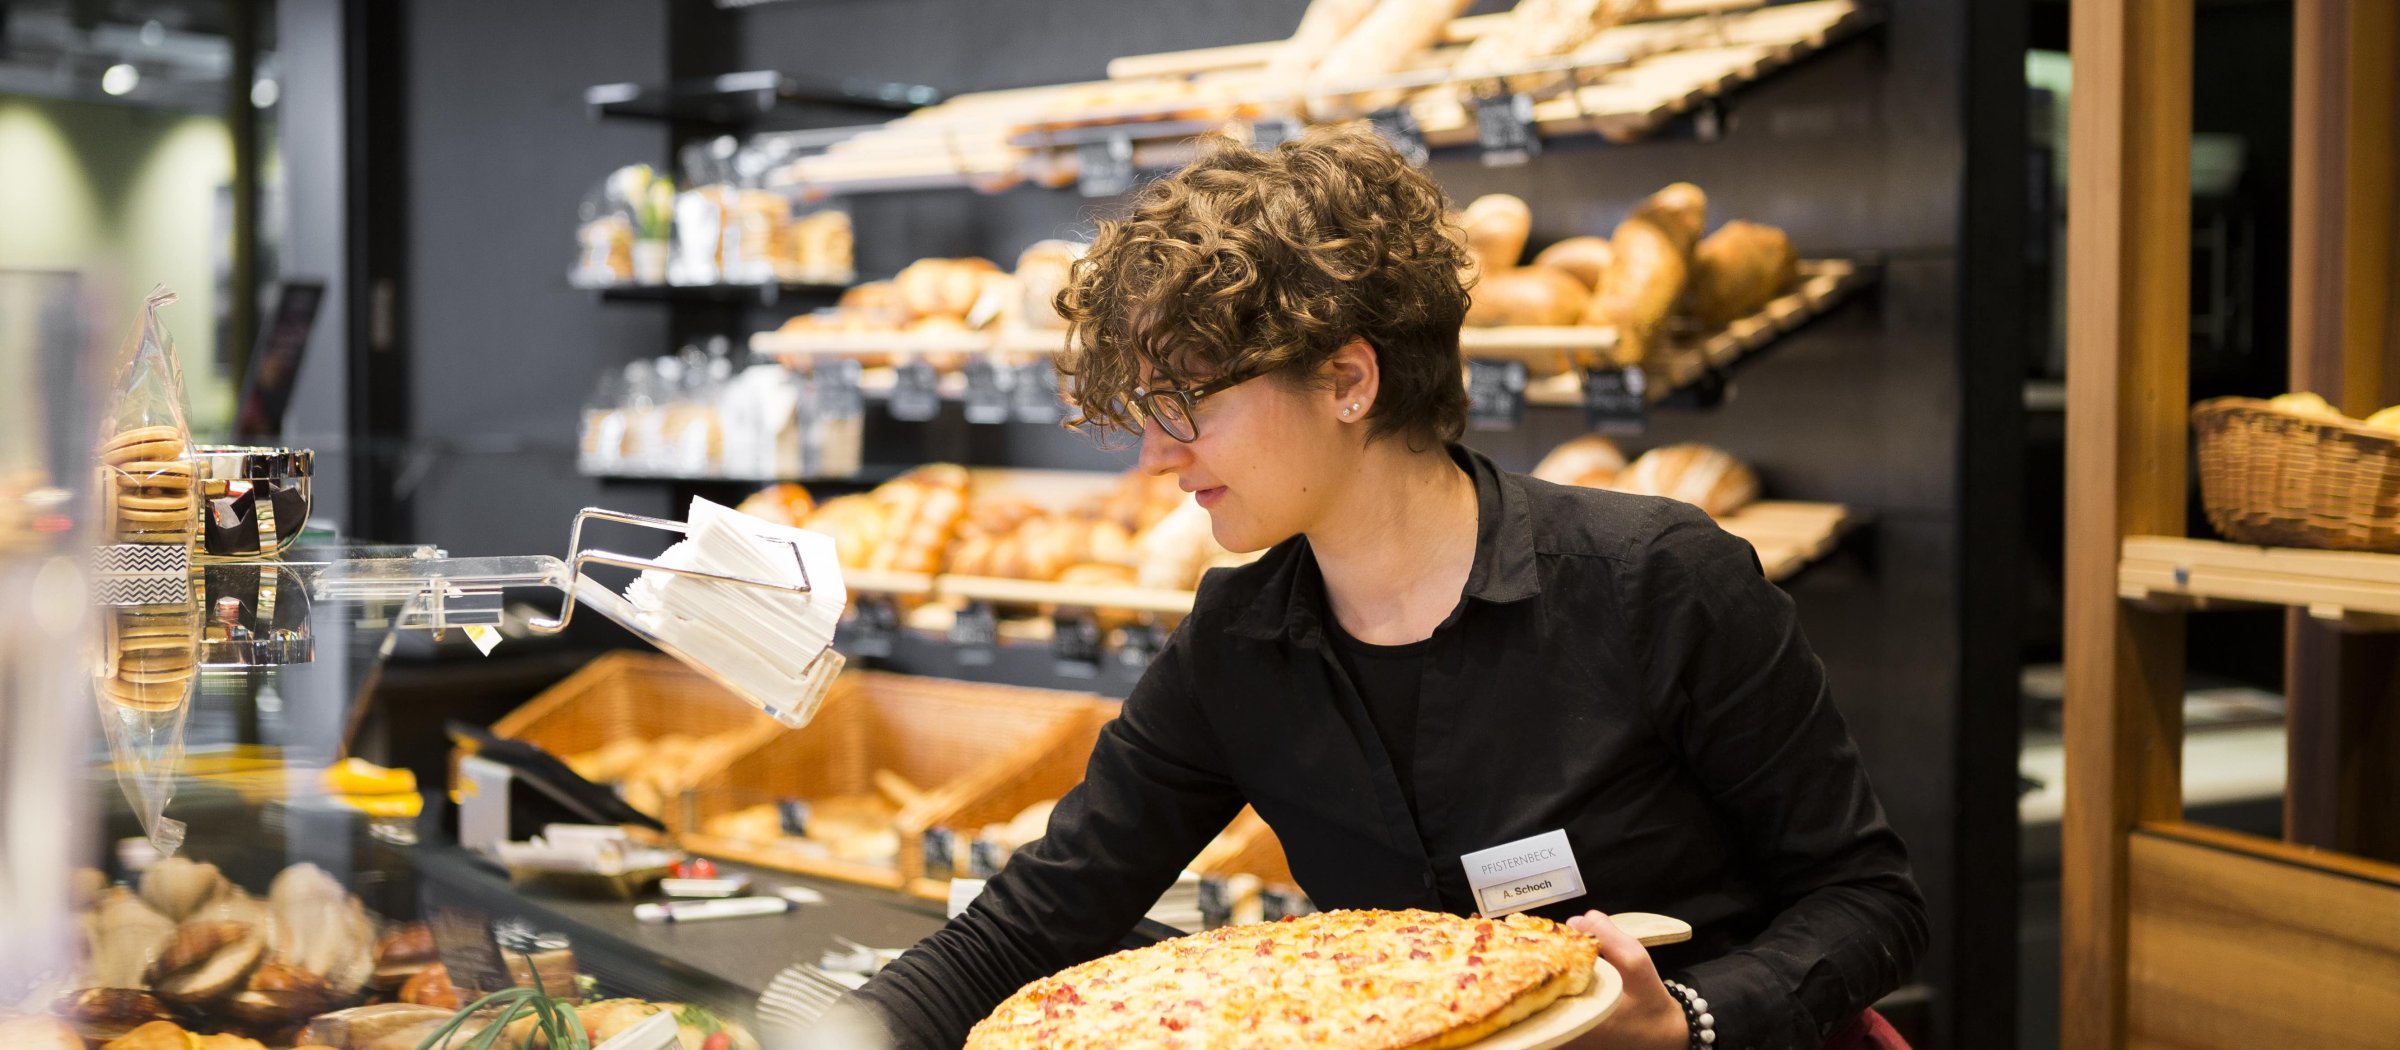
[{"xmin": 1125, "ymin": 372, "xmax": 1255, "ymax": 443}]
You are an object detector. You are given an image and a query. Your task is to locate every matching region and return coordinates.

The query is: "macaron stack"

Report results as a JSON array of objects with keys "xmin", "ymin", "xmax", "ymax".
[{"xmin": 100, "ymin": 425, "xmax": 197, "ymax": 547}]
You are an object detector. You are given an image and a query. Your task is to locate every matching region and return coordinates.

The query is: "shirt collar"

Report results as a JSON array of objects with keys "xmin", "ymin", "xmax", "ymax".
[{"xmin": 1226, "ymin": 444, "xmax": 1542, "ymax": 643}]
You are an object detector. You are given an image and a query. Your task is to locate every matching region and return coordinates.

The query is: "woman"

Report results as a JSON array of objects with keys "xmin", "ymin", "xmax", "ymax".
[{"xmin": 840, "ymin": 126, "xmax": 1924, "ymax": 1050}]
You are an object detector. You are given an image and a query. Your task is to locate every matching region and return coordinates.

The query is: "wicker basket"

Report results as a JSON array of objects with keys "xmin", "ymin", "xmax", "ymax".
[
  {"xmin": 467, "ymin": 651, "xmax": 787, "ymax": 831},
  {"xmin": 1192, "ymin": 806, "xmax": 1298, "ymax": 890},
  {"xmin": 2193, "ymin": 397, "xmax": 2400, "ymax": 552},
  {"xmin": 680, "ymin": 671, "xmax": 1103, "ymax": 890}
]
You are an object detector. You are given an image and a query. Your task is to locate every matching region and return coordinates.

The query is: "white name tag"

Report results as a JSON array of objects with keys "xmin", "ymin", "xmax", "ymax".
[{"xmin": 1461, "ymin": 829, "xmax": 1585, "ymax": 917}]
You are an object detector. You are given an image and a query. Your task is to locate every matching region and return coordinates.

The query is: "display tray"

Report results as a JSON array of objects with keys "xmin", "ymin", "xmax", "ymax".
[{"xmin": 2118, "ymin": 535, "xmax": 2400, "ymax": 630}]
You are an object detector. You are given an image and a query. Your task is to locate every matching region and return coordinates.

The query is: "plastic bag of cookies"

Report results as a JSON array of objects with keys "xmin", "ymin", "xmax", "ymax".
[
  {"xmin": 96, "ymin": 287, "xmax": 198, "ymax": 551},
  {"xmin": 92, "ymin": 599, "xmax": 200, "ymax": 856}
]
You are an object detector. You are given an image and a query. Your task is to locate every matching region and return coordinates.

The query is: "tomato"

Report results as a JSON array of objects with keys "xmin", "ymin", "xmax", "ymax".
[{"xmin": 702, "ymin": 1033, "xmax": 731, "ymax": 1050}]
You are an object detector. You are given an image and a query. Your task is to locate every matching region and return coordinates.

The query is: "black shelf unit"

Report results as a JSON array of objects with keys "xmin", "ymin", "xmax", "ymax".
[
  {"xmin": 585, "ymin": 69, "xmax": 940, "ymax": 127},
  {"xmin": 585, "ymin": 280, "xmax": 855, "ymax": 307}
]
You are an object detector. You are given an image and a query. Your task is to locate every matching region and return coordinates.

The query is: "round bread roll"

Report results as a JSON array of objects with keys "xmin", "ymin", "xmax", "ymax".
[
  {"xmin": 1628, "ymin": 182, "xmax": 1708, "ymax": 255},
  {"xmin": 1015, "ymin": 240, "xmax": 1084, "ymax": 331},
  {"xmin": 1612, "ymin": 443, "xmax": 1759, "ymax": 518},
  {"xmin": 1531, "ymin": 236, "xmax": 1616, "ymax": 291},
  {"xmin": 1460, "ymin": 194, "xmax": 1533, "ymax": 276},
  {"xmin": 1530, "ymin": 435, "xmax": 1628, "ymax": 489},
  {"xmin": 838, "ymin": 280, "xmax": 908, "ymax": 326},
  {"xmin": 1465, "ymin": 267, "xmax": 1590, "ymax": 327},
  {"xmin": 896, "ymin": 258, "xmax": 1002, "ymax": 320},
  {"xmin": 2365, "ymin": 404, "xmax": 2400, "ymax": 432}
]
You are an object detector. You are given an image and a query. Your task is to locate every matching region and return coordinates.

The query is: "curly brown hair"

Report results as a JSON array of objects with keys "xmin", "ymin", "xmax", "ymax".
[{"xmin": 1056, "ymin": 124, "xmax": 1472, "ymax": 449}]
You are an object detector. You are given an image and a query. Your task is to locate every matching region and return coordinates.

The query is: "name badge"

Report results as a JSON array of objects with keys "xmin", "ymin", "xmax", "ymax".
[{"xmin": 1461, "ymin": 829, "xmax": 1585, "ymax": 917}]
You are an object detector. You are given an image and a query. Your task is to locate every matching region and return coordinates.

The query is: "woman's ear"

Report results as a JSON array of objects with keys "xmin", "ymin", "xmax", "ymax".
[{"xmin": 1323, "ymin": 338, "xmax": 1380, "ymax": 419}]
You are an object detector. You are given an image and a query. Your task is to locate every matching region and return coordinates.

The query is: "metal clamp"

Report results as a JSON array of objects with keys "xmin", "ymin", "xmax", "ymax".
[{"xmin": 528, "ymin": 507, "xmax": 815, "ymax": 634}]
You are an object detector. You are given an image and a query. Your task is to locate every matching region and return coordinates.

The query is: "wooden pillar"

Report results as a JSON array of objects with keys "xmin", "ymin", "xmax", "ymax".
[
  {"xmin": 2287, "ymin": 0, "xmax": 2400, "ymax": 862},
  {"xmin": 2060, "ymin": 2, "xmax": 2193, "ymax": 1048}
]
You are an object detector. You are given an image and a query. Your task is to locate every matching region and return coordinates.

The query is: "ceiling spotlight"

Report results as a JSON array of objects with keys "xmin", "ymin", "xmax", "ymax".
[
  {"xmin": 251, "ymin": 78, "xmax": 279, "ymax": 108},
  {"xmin": 102, "ymin": 64, "xmax": 140, "ymax": 96}
]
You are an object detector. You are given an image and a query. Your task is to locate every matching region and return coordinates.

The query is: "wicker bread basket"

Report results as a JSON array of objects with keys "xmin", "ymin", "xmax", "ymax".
[
  {"xmin": 466, "ymin": 651, "xmax": 786, "ymax": 830},
  {"xmin": 679, "ymin": 671, "xmax": 1102, "ymax": 890},
  {"xmin": 2192, "ymin": 397, "xmax": 2400, "ymax": 552}
]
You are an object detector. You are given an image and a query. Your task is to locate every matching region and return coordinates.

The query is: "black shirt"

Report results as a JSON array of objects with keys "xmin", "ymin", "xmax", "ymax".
[
  {"xmin": 853, "ymin": 446, "xmax": 1925, "ymax": 1050},
  {"xmin": 1325, "ymin": 612, "xmax": 1433, "ymax": 829}
]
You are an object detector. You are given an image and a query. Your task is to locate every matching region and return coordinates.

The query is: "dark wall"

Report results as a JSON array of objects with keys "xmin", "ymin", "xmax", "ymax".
[
  {"xmin": 400, "ymin": 0, "xmax": 673, "ymax": 556},
  {"xmin": 393, "ymin": 1, "xmax": 2008, "ymax": 1046}
]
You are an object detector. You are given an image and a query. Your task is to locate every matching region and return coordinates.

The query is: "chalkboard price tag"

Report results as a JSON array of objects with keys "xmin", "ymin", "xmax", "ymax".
[
  {"xmin": 962, "ymin": 358, "xmax": 1011, "ymax": 424},
  {"xmin": 1466, "ymin": 358, "xmax": 1529, "ymax": 431},
  {"xmin": 424, "ymin": 904, "xmax": 511, "ymax": 994},
  {"xmin": 1249, "ymin": 116, "xmax": 1303, "ymax": 151},
  {"xmin": 1581, "ymin": 365, "xmax": 1649, "ymax": 434},
  {"xmin": 1116, "ymin": 621, "xmax": 1166, "ymax": 673},
  {"xmin": 1012, "ymin": 360, "xmax": 1064, "ymax": 424},
  {"xmin": 1077, "ymin": 134, "xmax": 1137, "ymax": 197},
  {"xmin": 1052, "ymin": 612, "xmax": 1102, "ymax": 678},
  {"xmin": 816, "ymin": 357, "xmax": 864, "ymax": 415},
  {"xmin": 888, "ymin": 360, "xmax": 941, "ymax": 421},
  {"xmin": 845, "ymin": 595, "xmax": 899, "ymax": 659},
  {"xmin": 1474, "ymin": 92, "xmax": 1541, "ymax": 167},
  {"xmin": 922, "ymin": 828, "xmax": 957, "ymax": 881},
  {"xmin": 1366, "ymin": 107, "xmax": 1429, "ymax": 168},
  {"xmin": 950, "ymin": 601, "xmax": 998, "ymax": 666}
]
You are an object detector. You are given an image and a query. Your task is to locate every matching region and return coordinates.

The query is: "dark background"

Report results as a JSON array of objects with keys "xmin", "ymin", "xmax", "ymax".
[{"xmin": 364, "ymin": 2, "xmax": 2025, "ymax": 1047}]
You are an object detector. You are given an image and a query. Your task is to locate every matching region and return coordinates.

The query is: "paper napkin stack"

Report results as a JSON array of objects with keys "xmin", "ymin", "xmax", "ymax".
[{"xmin": 623, "ymin": 497, "xmax": 847, "ymax": 728}]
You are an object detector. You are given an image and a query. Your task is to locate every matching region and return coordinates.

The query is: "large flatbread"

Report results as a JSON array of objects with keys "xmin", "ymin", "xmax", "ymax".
[{"xmin": 967, "ymin": 909, "xmax": 1598, "ymax": 1050}]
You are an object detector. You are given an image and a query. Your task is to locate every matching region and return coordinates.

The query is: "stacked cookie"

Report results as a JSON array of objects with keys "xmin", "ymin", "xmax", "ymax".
[
  {"xmin": 101, "ymin": 425, "xmax": 197, "ymax": 546},
  {"xmin": 98, "ymin": 603, "xmax": 201, "ymax": 711}
]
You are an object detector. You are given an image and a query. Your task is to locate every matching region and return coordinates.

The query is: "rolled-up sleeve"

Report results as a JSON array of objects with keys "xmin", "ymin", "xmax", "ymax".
[
  {"xmin": 848, "ymin": 620, "xmax": 1247, "ymax": 1050},
  {"xmin": 1629, "ymin": 503, "xmax": 1928, "ymax": 1050}
]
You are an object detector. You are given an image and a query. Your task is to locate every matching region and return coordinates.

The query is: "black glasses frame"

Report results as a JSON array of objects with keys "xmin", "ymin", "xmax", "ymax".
[{"xmin": 1127, "ymin": 372, "xmax": 1255, "ymax": 442}]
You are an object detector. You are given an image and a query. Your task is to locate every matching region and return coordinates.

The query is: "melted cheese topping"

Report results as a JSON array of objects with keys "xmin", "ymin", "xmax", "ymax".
[{"xmin": 966, "ymin": 909, "xmax": 1597, "ymax": 1050}]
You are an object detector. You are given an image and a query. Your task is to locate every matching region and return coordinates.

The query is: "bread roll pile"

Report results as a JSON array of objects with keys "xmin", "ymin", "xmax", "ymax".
[
  {"xmin": 804, "ymin": 464, "xmax": 973, "ymax": 574},
  {"xmin": 2265, "ymin": 390, "xmax": 2400, "ymax": 432},
  {"xmin": 560, "ymin": 729, "xmax": 762, "ymax": 820},
  {"xmin": 1456, "ymin": 185, "xmax": 1800, "ymax": 370},
  {"xmin": 774, "ymin": 246, "xmax": 1082, "ymax": 372},
  {"xmin": 1532, "ymin": 435, "xmax": 1760, "ymax": 518}
]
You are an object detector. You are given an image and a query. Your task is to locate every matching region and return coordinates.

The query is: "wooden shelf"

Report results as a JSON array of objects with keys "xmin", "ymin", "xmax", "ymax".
[
  {"xmin": 767, "ymin": 1, "xmax": 1879, "ymax": 199},
  {"xmin": 754, "ymin": 258, "xmax": 1871, "ymax": 416},
  {"xmin": 2118, "ymin": 536, "xmax": 2400, "ymax": 631},
  {"xmin": 839, "ymin": 499, "xmax": 1850, "ymax": 613}
]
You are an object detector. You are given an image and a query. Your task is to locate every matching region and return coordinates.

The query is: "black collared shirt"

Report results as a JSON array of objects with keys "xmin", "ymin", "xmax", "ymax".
[{"xmin": 854, "ymin": 446, "xmax": 1925, "ymax": 1050}]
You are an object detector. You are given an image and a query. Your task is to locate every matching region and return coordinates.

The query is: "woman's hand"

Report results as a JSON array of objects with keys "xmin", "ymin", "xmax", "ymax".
[{"xmin": 1559, "ymin": 910, "xmax": 1690, "ymax": 1050}]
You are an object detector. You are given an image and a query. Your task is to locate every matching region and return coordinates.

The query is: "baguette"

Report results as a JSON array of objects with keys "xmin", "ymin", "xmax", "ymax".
[
  {"xmin": 1465, "ymin": 267, "xmax": 1589, "ymax": 327},
  {"xmin": 1628, "ymin": 182, "xmax": 1707, "ymax": 255},
  {"xmin": 1587, "ymin": 215, "xmax": 1687, "ymax": 367},
  {"xmin": 1687, "ymin": 220, "xmax": 1798, "ymax": 330},
  {"xmin": 1304, "ymin": 0, "xmax": 1477, "ymax": 120},
  {"xmin": 1262, "ymin": 0, "xmax": 1380, "ymax": 88}
]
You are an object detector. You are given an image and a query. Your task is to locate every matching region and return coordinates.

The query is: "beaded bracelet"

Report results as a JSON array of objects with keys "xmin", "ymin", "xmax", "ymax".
[{"xmin": 1662, "ymin": 979, "xmax": 1716, "ymax": 1048}]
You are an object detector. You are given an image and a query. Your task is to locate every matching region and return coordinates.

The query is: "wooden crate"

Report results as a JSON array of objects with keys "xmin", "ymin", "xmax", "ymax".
[
  {"xmin": 465, "ymin": 651, "xmax": 787, "ymax": 831},
  {"xmin": 681, "ymin": 671, "xmax": 1102, "ymax": 890}
]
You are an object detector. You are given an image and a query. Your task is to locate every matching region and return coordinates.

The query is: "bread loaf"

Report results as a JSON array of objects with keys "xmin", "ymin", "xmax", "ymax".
[
  {"xmin": 1014, "ymin": 240, "xmax": 1083, "ymax": 331},
  {"xmin": 1530, "ymin": 434, "xmax": 1628, "ymax": 489},
  {"xmin": 1588, "ymin": 216, "xmax": 1687, "ymax": 366},
  {"xmin": 1612, "ymin": 443, "xmax": 1758, "ymax": 518},
  {"xmin": 1459, "ymin": 194, "xmax": 1533, "ymax": 277},
  {"xmin": 837, "ymin": 280, "xmax": 909, "ymax": 327},
  {"xmin": 1465, "ymin": 267, "xmax": 1589, "ymax": 327},
  {"xmin": 1304, "ymin": 0, "xmax": 1477, "ymax": 120},
  {"xmin": 896, "ymin": 258, "xmax": 1002, "ymax": 320},
  {"xmin": 1263, "ymin": 0, "xmax": 1380, "ymax": 87},
  {"xmin": 1687, "ymin": 221, "xmax": 1797, "ymax": 330},
  {"xmin": 1628, "ymin": 182, "xmax": 1708, "ymax": 254},
  {"xmin": 1530, "ymin": 235, "xmax": 1616, "ymax": 291},
  {"xmin": 1452, "ymin": 0, "xmax": 1650, "ymax": 84}
]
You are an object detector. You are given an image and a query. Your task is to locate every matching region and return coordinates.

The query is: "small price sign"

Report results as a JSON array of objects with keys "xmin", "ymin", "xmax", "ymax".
[
  {"xmin": 1077, "ymin": 134, "xmax": 1137, "ymax": 197},
  {"xmin": 962, "ymin": 358, "xmax": 1012, "ymax": 424},
  {"xmin": 1116, "ymin": 621, "xmax": 1166, "ymax": 673},
  {"xmin": 889, "ymin": 360, "xmax": 942, "ymax": 421},
  {"xmin": 1473, "ymin": 92, "xmax": 1540, "ymax": 167},
  {"xmin": 1581, "ymin": 365, "xmax": 1649, "ymax": 434},
  {"xmin": 424, "ymin": 904, "xmax": 510, "ymax": 994},
  {"xmin": 1366, "ymin": 107, "xmax": 1429, "ymax": 168},
  {"xmin": 1249, "ymin": 116, "xmax": 1303, "ymax": 151},
  {"xmin": 950, "ymin": 601, "xmax": 998, "ymax": 667},
  {"xmin": 845, "ymin": 596, "xmax": 900, "ymax": 659},
  {"xmin": 1052, "ymin": 612, "xmax": 1103, "ymax": 678},
  {"xmin": 1013, "ymin": 360, "xmax": 1065, "ymax": 424},
  {"xmin": 1466, "ymin": 358, "xmax": 1529, "ymax": 431}
]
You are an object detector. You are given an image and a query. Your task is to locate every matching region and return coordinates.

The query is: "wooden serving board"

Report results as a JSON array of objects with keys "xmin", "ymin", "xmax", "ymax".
[{"xmin": 1468, "ymin": 958, "xmax": 1625, "ymax": 1050}]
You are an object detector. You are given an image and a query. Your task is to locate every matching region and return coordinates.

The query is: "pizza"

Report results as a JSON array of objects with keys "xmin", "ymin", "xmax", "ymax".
[{"xmin": 965, "ymin": 909, "xmax": 1599, "ymax": 1050}]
